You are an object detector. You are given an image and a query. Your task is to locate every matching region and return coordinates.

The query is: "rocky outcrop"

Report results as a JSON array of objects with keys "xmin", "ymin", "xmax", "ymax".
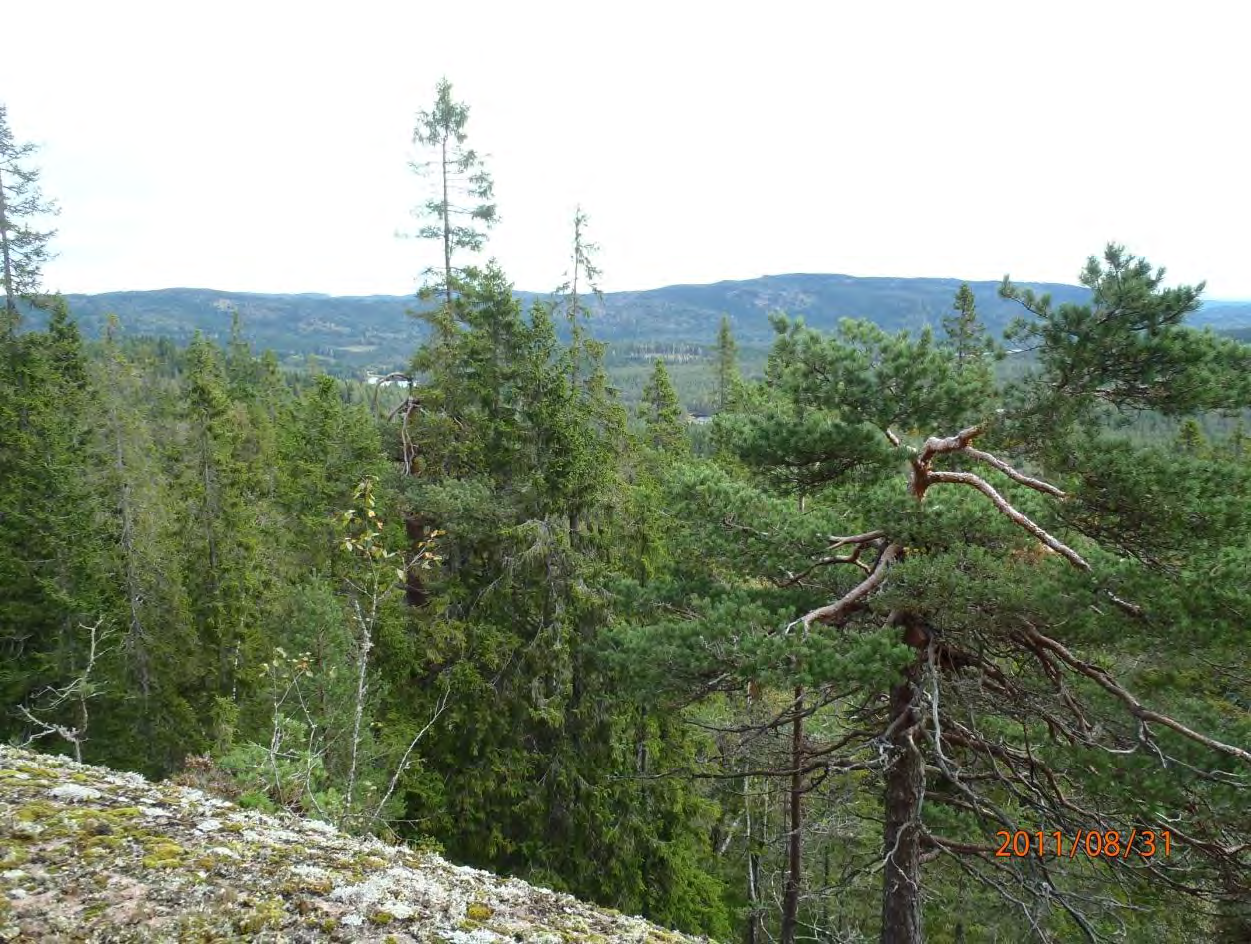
[{"xmin": 0, "ymin": 746, "xmax": 706, "ymax": 943}]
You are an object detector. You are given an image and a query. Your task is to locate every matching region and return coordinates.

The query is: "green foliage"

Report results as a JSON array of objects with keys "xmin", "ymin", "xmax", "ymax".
[
  {"xmin": 1003, "ymin": 244, "xmax": 1251, "ymax": 425},
  {"xmin": 611, "ymin": 246, "xmax": 1251, "ymax": 942},
  {"xmin": 715, "ymin": 314, "xmax": 741, "ymax": 411},
  {"xmin": 941, "ymin": 282, "xmax": 1001, "ymax": 392},
  {"xmin": 639, "ymin": 358, "xmax": 687, "ymax": 453},
  {"xmin": 0, "ymin": 297, "xmax": 107, "ymax": 732},
  {"xmin": 5, "ymin": 231, "xmax": 1248, "ymax": 942},
  {"xmin": 387, "ymin": 263, "xmax": 730, "ymax": 934},
  {"xmin": 409, "ymin": 78, "xmax": 498, "ymax": 306},
  {"xmin": 0, "ymin": 103, "xmax": 59, "ymax": 329}
]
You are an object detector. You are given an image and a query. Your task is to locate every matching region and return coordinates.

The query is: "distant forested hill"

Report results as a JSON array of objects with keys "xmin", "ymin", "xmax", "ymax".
[{"xmin": 44, "ymin": 275, "xmax": 1251, "ymax": 375}]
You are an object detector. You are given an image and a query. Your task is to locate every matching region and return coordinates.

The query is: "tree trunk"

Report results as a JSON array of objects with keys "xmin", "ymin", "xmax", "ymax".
[
  {"xmin": 404, "ymin": 513, "xmax": 431, "ymax": 606},
  {"xmin": 780, "ymin": 685, "xmax": 804, "ymax": 944},
  {"xmin": 745, "ymin": 848, "xmax": 763, "ymax": 944},
  {"xmin": 1216, "ymin": 868, "xmax": 1251, "ymax": 943},
  {"xmin": 881, "ymin": 671, "xmax": 924, "ymax": 944},
  {"xmin": 441, "ymin": 136, "xmax": 452, "ymax": 308},
  {"xmin": 0, "ymin": 167, "xmax": 16, "ymax": 330},
  {"xmin": 743, "ymin": 773, "xmax": 763, "ymax": 944}
]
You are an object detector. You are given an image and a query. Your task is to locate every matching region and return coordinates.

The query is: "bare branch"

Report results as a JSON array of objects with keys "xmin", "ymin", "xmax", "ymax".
[
  {"xmin": 371, "ymin": 679, "xmax": 452, "ymax": 824},
  {"xmin": 825, "ymin": 529, "xmax": 887, "ymax": 549},
  {"xmin": 918, "ymin": 423, "xmax": 986, "ymax": 462},
  {"xmin": 793, "ymin": 542, "xmax": 902, "ymax": 631},
  {"xmin": 1024, "ymin": 627, "xmax": 1251, "ymax": 765},
  {"xmin": 927, "ymin": 470, "xmax": 1090, "ymax": 570},
  {"xmin": 964, "ymin": 447, "xmax": 1067, "ymax": 498}
]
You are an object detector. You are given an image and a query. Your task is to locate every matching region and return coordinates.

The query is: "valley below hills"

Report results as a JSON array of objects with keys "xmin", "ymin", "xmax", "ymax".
[{"xmin": 50, "ymin": 273, "xmax": 1251, "ymax": 377}]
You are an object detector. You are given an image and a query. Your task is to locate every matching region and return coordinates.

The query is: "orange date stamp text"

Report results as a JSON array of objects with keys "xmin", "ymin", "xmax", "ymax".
[{"xmin": 994, "ymin": 829, "xmax": 1172, "ymax": 859}]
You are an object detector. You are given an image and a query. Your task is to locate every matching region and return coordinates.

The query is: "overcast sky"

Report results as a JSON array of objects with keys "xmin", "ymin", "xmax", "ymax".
[{"xmin": 3, "ymin": 1, "xmax": 1248, "ymax": 298}]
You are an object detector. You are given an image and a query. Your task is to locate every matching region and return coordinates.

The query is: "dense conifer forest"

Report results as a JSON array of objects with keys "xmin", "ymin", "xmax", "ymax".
[{"xmin": 2, "ymin": 79, "xmax": 1250, "ymax": 944}]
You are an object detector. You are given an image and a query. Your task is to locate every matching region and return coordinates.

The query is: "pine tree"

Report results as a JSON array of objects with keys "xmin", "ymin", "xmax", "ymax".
[
  {"xmin": 409, "ymin": 78, "xmax": 498, "ymax": 308},
  {"xmin": 0, "ymin": 103, "xmax": 58, "ymax": 333},
  {"xmin": 620, "ymin": 246, "xmax": 1251, "ymax": 943}
]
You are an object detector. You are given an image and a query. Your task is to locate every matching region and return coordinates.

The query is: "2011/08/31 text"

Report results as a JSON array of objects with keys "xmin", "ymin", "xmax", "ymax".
[{"xmin": 995, "ymin": 829, "xmax": 1172, "ymax": 859}]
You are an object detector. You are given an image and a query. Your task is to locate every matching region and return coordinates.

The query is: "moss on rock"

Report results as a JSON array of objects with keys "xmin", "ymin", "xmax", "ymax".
[{"xmin": 0, "ymin": 745, "xmax": 710, "ymax": 943}]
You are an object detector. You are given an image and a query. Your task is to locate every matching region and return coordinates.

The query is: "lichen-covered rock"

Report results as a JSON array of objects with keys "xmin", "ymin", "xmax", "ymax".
[{"xmin": 0, "ymin": 746, "xmax": 707, "ymax": 943}]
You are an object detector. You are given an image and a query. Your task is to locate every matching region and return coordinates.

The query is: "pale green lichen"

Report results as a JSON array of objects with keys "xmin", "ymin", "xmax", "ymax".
[{"xmin": 0, "ymin": 744, "xmax": 709, "ymax": 944}]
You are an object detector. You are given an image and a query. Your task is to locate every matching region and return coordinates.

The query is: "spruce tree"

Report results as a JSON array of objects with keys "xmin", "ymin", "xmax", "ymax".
[
  {"xmin": 0, "ymin": 103, "xmax": 58, "ymax": 333},
  {"xmin": 715, "ymin": 314, "xmax": 740, "ymax": 411},
  {"xmin": 389, "ymin": 263, "xmax": 729, "ymax": 935},
  {"xmin": 639, "ymin": 359, "xmax": 686, "ymax": 452},
  {"xmin": 0, "ymin": 300, "xmax": 110, "ymax": 755},
  {"xmin": 1176, "ymin": 417, "xmax": 1206, "ymax": 454},
  {"xmin": 178, "ymin": 333, "xmax": 265, "ymax": 726},
  {"xmin": 90, "ymin": 317, "xmax": 199, "ymax": 774},
  {"xmin": 409, "ymin": 78, "xmax": 498, "ymax": 308},
  {"xmin": 555, "ymin": 205, "xmax": 602, "ymax": 391},
  {"xmin": 941, "ymin": 282, "xmax": 999, "ymax": 386}
]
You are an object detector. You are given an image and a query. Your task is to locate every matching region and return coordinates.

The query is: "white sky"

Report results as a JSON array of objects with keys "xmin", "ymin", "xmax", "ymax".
[{"xmin": 3, "ymin": 1, "xmax": 1248, "ymax": 298}]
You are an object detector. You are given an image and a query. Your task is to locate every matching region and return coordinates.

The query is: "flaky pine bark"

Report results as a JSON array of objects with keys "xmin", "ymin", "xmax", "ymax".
[{"xmin": 881, "ymin": 672, "xmax": 924, "ymax": 944}]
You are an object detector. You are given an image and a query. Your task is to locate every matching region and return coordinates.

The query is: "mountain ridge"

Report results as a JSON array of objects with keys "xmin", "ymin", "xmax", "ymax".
[{"xmin": 43, "ymin": 273, "xmax": 1251, "ymax": 375}]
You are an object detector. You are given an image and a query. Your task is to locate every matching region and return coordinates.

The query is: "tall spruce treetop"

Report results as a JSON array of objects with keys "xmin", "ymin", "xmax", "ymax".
[
  {"xmin": 0, "ymin": 103, "xmax": 59, "ymax": 333},
  {"xmin": 409, "ymin": 78, "xmax": 498, "ymax": 308},
  {"xmin": 554, "ymin": 206, "xmax": 602, "ymax": 327},
  {"xmin": 554, "ymin": 206, "xmax": 603, "ymax": 390}
]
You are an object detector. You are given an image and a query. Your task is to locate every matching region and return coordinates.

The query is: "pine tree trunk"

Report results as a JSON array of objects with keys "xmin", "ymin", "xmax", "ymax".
[
  {"xmin": 881, "ymin": 672, "xmax": 924, "ymax": 944},
  {"xmin": 780, "ymin": 685, "xmax": 804, "ymax": 944}
]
